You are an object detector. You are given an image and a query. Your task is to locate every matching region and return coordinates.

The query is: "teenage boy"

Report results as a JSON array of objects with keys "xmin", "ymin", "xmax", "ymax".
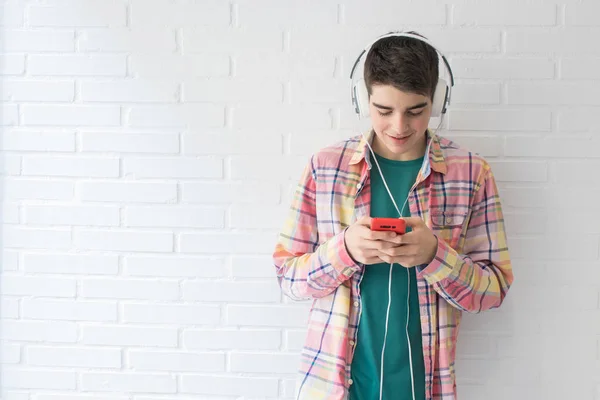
[{"xmin": 273, "ymin": 31, "xmax": 513, "ymax": 400}]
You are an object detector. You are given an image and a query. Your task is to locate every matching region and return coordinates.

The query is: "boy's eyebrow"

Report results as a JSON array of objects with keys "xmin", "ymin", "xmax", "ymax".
[{"xmin": 372, "ymin": 102, "xmax": 428, "ymax": 111}]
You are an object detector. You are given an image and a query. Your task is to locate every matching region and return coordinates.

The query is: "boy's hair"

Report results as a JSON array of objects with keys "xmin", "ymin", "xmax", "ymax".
[{"xmin": 363, "ymin": 31, "xmax": 439, "ymax": 101}]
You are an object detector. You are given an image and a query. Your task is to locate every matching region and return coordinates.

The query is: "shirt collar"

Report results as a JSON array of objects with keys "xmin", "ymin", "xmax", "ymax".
[{"xmin": 349, "ymin": 128, "xmax": 448, "ymax": 175}]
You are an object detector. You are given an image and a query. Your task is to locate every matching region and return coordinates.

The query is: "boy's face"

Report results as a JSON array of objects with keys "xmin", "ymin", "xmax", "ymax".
[{"xmin": 368, "ymin": 84, "xmax": 431, "ymax": 161}]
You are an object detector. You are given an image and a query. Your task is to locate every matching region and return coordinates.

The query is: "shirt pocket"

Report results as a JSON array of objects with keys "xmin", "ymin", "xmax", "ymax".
[{"xmin": 429, "ymin": 209, "xmax": 469, "ymax": 249}]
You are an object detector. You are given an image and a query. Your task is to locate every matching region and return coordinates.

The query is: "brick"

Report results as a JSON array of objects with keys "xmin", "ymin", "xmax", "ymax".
[
  {"xmin": 127, "ymin": 105, "xmax": 224, "ymax": 128},
  {"xmin": 290, "ymin": 79, "xmax": 346, "ymax": 104},
  {"xmin": 81, "ymin": 80, "xmax": 178, "ymax": 103},
  {"xmin": 183, "ymin": 79, "xmax": 282, "ymax": 103},
  {"xmin": 2, "ymin": 370, "xmax": 76, "ymax": 390},
  {"xmin": 505, "ymin": 136, "xmax": 600, "ymax": 158},
  {"xmin": 81, "ymin": 131, "xmax": 179, "ymax": 154},
  {"xmin": 230, "ymin": 155, "xmax": 307, "ymax": 181},
  {"xmin": 179, "ymin": 232, "xmax": 276, "ymax": 254},
  {"xmin": 231, "ymin": 256, "xmax": 276, "ymax": 278},
  {"xmin": 181, "ymin": 181, "xmax": 280, "ymax": 204},
  {"xmin": 183, "ymin": 329, "xmax": 281, "ymax": 350},
  {"xmin": 450, "ymin": 83, "xmax": 500, "ymax": 105},
  {"xmin": 1, "ymin": 275, "xmax": 76, "ymax": 297},
  {"xmin": 28, "ymin": 2, "xmax": 126, "ymax": 27},
  {"xmin": 81, "ymin": 372, "xmax": 176, "ymax": 393},
  {"xmin": 0, "ymin": 3, "xmax": 24, "ymax": 27},
  {"xmin": 230, "ymin": 352, "xmax": 299, "ymax": 374},
  {"xmin": 229, "ymin": 204, "xmax": 288, "ymax": 229},
  {"xmin": 183, "ymin": 27, "xmax": 282, "ymax": 53},
  {"xmin": 453, "ymin": 4, "xmax": 556, "ymax": 26},
  {"xmin": 1, "ymin": 104, "xmax": 18, "ymax": 125},
  {"xmin": 561, "ymin": 58, "xmax": 600, "ymax": 79},
  {"xmin": 182, "ymin": 280, "xmax": 280, "ymax": 303},
  {"xmin": 25, "ymin": 205, "xmax": 119, "ymax": 226},
  {"xmin": 565, "ymin": 4, "xmax": 600, "ymax": 26},
  {"xmin": 27, "ymin": 346, "xmax": 121, "ymax": 368},
  {"xmin": 235, "ymin": 53, "xmax": 334, "ymax": 79},
  {"xmin": 0, "ymin": 54, "xmax": 26, "ymax": 75},
  {"xmin": 78, "ymin": 181, "xmax": 177, "ymax": 203},
  {"xmin": 2, "ymin": 130, "xmax": 75, "ymax": 151},
  {"xmin": 2, "ymin": 298, "xmax": 19, "ymax": 319},
  {"xmin": 125, "ymin": 206, "xmax": 224, "ymax": 228},
  {"xmin": 29, "ymin": 54, "xmax": 126, "ymax": 76},
  {"xmin": 182, "ymin": 132, "xmax": 282, "ymax": 156},
  {"xmin": 1, "ymin": 320, "xmax": 78, "ymax": 343},
  {"xmin": 3, "ymin": 226, "xmax": 71, "ymax": 250},
  {"xmin": 124, "ymin": 256, "xmax": 226, "ymax": 278},
  {"xmin": 451, "ymin": 57, "xmax": 555, "ymax": 79},
  {"xmin": 128, "ymin": 350, "xmax": 225, "ymax": 372},
  {"xmin": 2, "ymin": 343, "xmax": 21, "ymax": 364},
  {"xmin": 74, "ymin": 229, "xmax": 173, "ymax": 253},
  {"xmin": 180, "ymin": 375, "xmax": 278, "ymax": 397},
  {"xmin": 22, "ymin": 105, "xmax": 120, "ymax": 126},
  {"xmin": 507, "ymin": 28, "xmax": 600, "ymax": 54},
  {"xmin": 130, "ymin": 0, "xmax": 229, "ymax": 27},
  {"xmin": 552, "ymin": 161, "xmax": 600, "ymax": 186},
  {"xmin": 558, "ymin": 109, "xmax": 596, "ymax": 132},
  {"xmin": 509, "ymin": 236, "xmax": 598, "ymax": 261},
  {"xmin": 285, "ymin": 330, "xmax": 307, "ymax": 351},
  {"xmin": 242, "ymin": 105, "xmax": 332, "ymax": 129},
  {"xmin": 4, "ymin": 30, "xmax": 74, "ymax": 52},
  {"xmin": 449, "ymin": 109, "xmax": 551, "ymax": 131},
  {"xmin": 131, "ymin": 54, "xmax": 229, "ymax": 79},
  {"xmin": 2, "ymin": 80, "xmax": 74, "ymax": 102},
  {"xmin": 488, "ymin": 160, "xmax": 547, "ymax": 182},
  {"xmin": 123, "ymin": 156, "xmax": 223, "ymax": 179},
  {"xmin": 3, "ymin": 178, "xmax": 74, "ymax": 200},
  {"xmin": 238, "ymin": 0, "xmax": 336, "ymax": 26},
  {"xmin": 79, "ymin": 29, "xmax": 177, "ymax": 53},
  {"xmin": 2, "ymin": 250, "xmax": 19, "ymax": 271},
  {"xmin": 227, "ymin": 305, "xmax": 309, "ymax": 327},
  {"xmin": 23, "ymin": 253, "xmax": 118, "ymax": 275},
  {"xmin": 507, "ymin": 83, "xmax": 600, "ymax": 106},
  {"xmin": 81, "ymin": 278, "xmax": 179, "ymax": 300},
  {"xmin": 22, "ymin": 299, "xmax": 117, "ymax": 322},
  {"xmin": 344, "ymin": 0, "xmax": 445, "ymax": 24},
  {"xmin": 123, "ymin": 304, "xmax": 220, "ymax": 325},
  {"xmin": 22, "ymin": 156, "xmax": 119, "ymax": 178},
  {"xmin": 82, "ymin": 325, "xmax": 178, "ymax": 347}
]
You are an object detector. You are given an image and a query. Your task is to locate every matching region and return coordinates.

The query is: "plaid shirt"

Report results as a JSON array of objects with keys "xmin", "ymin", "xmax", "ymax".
[{"xmin": 273, "ymin": 129, "xmax": 513, "ymax": 400}]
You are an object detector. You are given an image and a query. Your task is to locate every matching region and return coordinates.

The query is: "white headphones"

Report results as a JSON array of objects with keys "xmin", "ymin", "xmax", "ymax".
[{"xmin": 350, "ymin": 31, "xmax": 455, "ymax": 119}]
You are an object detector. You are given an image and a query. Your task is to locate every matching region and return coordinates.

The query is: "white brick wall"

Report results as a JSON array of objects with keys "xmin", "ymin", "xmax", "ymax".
[{"xmin": 1, "ymin": 1, "xmax": 599, "ymax": 400}]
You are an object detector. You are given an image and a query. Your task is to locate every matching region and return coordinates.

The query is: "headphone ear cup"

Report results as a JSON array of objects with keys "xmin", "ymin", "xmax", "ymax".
[
  {"xmin": 355, "ymin": 78, "xmax": 370, "ymax": 118},
  {"xmin": 431, "ymin": 78, "xmax": 448, "ymax": 118}
]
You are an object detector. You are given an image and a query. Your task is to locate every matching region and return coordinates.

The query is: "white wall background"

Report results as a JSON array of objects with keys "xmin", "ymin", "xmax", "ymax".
[{"xmin": 1, "ymin": 0, "xmax": 599, "ymax": 399}]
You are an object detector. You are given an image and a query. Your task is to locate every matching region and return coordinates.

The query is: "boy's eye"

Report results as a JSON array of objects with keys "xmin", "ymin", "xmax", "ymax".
[
  {"xmin": 408, "ymin": 110, "xmax": 423, "ymax": 116},
  {"xmin": 377, "ymin": 111, "xmax": 392, "ymax": 116}
]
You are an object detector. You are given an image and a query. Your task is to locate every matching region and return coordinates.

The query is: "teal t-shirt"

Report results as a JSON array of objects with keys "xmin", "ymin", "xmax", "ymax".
[{"xmin": 349, "ymin": 153, "xmax": 426, "ymax": 400}]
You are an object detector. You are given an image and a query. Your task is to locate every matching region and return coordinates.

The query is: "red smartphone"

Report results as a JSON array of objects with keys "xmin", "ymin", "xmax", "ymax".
[{"xmin": 370, "ymin": 217, "xmax": 406, "ymax": 234}]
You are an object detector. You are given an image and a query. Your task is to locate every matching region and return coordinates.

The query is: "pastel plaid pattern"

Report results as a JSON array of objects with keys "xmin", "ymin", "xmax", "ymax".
[{"xmin": 273, "ymin": 129, "xmax": 514, "ymax": 400}]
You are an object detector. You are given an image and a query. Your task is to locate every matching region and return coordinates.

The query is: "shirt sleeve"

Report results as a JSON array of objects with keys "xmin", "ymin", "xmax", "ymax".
[
  {"xmin": 417, "ymin": 164, "xmax": 514, "ymax": 313},
  {"xmin": 273, "ymin": 157, "xmax": 362, "ymax": 301}
]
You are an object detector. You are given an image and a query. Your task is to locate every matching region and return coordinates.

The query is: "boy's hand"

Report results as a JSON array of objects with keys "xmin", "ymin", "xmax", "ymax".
[
  {"xmin": 377, "ymin": 217, "xmax": 438, "ymax": 268},
  {"xmin": 344, "ymin": 216, "xmax": 398, "ymax": 265}
]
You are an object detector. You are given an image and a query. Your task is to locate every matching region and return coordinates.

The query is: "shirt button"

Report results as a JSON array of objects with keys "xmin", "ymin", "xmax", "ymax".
[
  {"xmin": 353, "ymin": 301, "xmax": 359, "ymax": 307},
  {"xmin": 446, "ymin": 216, "xmax": 453, "ymax": 224},
  {"xmin": 348, "ymin": 379, "xmax": 354, "ymax": 385},
  {"xmin": 356, "ymin": 183, "xmax": 362, "ymax": 189},
  {"xmin": 349, "ymin": 340, "xmax": 355, "ymax": 346}
]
